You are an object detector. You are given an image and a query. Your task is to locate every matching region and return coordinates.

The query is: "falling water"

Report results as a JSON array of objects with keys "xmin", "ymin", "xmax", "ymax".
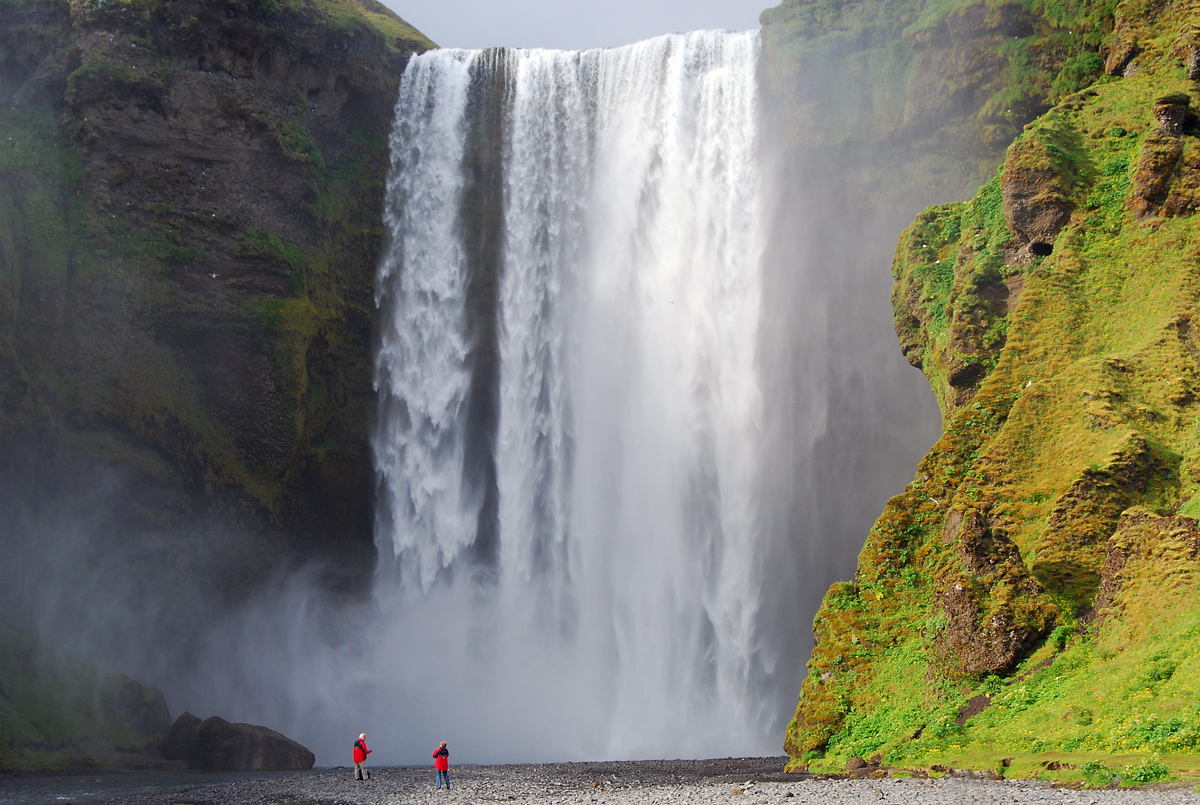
[{"xmin": 375, "ymin": 31, "xmax": 769, "ymax": 759}]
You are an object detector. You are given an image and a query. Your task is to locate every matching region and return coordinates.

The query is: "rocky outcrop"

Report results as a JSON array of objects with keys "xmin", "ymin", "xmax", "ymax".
[
  {"xmin": 110, "ymin": 674, "xmax": 173, "ymax": 738},
  {"xmin": 1101, "ymin": 38, "xmax": 1139, "ymax": 76},
  {"xmin": 162, "ymin": 711, "xmax": 204, "ymax": 761},
  {"xmin": 1000, "ymin": 122, "xmax": 1083, "ymax": 259},
  {"xmin": 891, "ymin": 200, "xmax": 1022, "ymax": 418},
  {"xmin": 1131, "ymin": 94, "xmax": 1200, "ymax": 219},
  {"xmin": 931, "ymin": 511, "xmax": 1056, "ymax": 676},
  {"xmin": 1153, "ymin": 93, "xmax": 1192, "ymax": 137},
  {"xmin": 162, "ymin": 712, "xmax": 315, "ymax": 771}
]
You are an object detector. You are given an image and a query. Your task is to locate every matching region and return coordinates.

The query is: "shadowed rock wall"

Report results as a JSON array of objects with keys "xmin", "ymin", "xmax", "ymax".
[{"xmin": 0, "ymin": 0, "xmax": 431, "ymax": 658}]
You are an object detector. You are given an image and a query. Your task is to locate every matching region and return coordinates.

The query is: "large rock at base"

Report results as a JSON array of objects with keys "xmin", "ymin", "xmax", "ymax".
[
  {"xmin": 162, "ymin": 711, "xmax": 203, "ymax": 762},
  {"xmin": 162, "ymin": 712, "xmax": 315, "ymax": 771}
]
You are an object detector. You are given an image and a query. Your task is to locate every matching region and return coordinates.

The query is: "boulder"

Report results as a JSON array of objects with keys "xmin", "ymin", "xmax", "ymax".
[
  {"xmin": 162, "ymin": 712, "xmax": 315, "ymax": 771},
  {"xmin": 1100, "ymin": 38, "xmax": 1138, "ymax": 75},
  {"xmin": 1153, "ymin": 93, "xmax": 1191, "ymax": 137},
  {"xmin": 162, "ymin": 711, "xmax": 203, "ymax": 762}
]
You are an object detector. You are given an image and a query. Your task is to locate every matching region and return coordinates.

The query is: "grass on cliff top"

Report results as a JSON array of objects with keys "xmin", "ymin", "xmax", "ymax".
[
  {"xmin": 791, "ymin": 41, "xmax": 1200, "ymax": 778},
  {"xmin": 61, "ymin": 0, "xmax": 435, "ymax": 51},
  {"xmin": 287, "ymin": 0, "xmax": 435, "ymax": 51}
]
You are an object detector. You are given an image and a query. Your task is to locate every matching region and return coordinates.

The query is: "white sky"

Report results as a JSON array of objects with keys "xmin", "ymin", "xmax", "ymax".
[{"xmin": 380, "ymin": 0, "xmax": 772, "ymax": 50}]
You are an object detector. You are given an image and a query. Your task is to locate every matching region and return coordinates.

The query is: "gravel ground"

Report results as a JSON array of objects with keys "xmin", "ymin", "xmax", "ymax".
[{"xmin": 3, "ymin": 758, "xmax": 1199, "ymax": 805}]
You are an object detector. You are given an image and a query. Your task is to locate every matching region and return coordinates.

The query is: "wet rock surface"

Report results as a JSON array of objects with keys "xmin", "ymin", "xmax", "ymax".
[
  {"xmin": 161, "ymin": 712, "xmax": 315, "ymax": 771},
  {"xmin": 36, "ymin": 760, "xmax": 1200, "ymax": 805}
]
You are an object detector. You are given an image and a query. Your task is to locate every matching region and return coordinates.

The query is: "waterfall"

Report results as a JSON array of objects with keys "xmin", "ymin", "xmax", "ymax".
[{"xmin": 375, "ymin": 31, "xmax": 769, "ymax": 760}]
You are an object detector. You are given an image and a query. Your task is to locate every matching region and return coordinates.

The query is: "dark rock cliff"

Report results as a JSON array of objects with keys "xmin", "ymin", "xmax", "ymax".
[{"xmin": 0, "ymin": 0, "xmax": 432, "ymax": 629}]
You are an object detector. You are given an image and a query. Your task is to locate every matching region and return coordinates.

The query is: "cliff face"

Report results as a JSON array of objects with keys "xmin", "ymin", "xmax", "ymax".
[
  {"xmin": 0, "ymin": 0, "xmax": 432, "ymax": 614},
  {"xmin": 786, "ymin": 0, "xmax": 1200, "ymax": 777}
]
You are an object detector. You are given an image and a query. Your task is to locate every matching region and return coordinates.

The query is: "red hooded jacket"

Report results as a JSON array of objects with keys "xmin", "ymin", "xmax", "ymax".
[
  {"xmin": 353, "ymin": 738, "xmax": 370, "ymax": 764},
  {"xmin": 433, "ymin": 745, "xmax": 449, "ymax": 771}
]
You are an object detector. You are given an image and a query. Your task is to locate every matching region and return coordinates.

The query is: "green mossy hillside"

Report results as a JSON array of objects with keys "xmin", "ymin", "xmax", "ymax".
[
  {"xmin": 787, "ymin": 0, "xmax": 1200, "ymax": 778},
  {"xmin": 0, "ymin": 622, "xmax": 172, "ymax": 771}
]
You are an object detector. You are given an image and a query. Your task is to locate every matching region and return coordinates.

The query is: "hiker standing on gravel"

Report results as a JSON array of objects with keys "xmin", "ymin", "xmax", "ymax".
[
  {"xmin": 433, "ymin": 741, "xmax": 450, "ymax": 789},
  {"xmin": 353, "ymin": 733, "xmax": 371, "ymax": 780}
]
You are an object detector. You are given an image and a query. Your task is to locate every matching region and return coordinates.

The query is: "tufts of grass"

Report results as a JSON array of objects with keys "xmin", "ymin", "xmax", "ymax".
[{"xmin": 286, "ymin": 0, "xmax": 435, "ymax": 51}]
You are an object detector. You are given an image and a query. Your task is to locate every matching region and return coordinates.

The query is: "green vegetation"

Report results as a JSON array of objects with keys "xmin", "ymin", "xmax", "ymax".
[
  {"xmin": 70, "ymin": 0, "xmax": 433, "ymax": 51},
  {"xmin": 787, "ymin": 0, "xmax": 1200, "ymax": 780},
  {"xmin": 0, "ymin": 622, "xmax": 168, "ymax": 771},
  {"xmin": 296, "ymin": 0, "xmax": 435, "ymax": 51}
]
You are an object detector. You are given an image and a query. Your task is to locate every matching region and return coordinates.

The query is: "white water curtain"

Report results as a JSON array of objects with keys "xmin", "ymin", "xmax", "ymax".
[{"xmin": 374, "ymin": 31, "xmax": 768, "ymax": 760}]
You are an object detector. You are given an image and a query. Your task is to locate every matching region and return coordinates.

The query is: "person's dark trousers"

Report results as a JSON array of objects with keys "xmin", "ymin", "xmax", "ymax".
[{"xmin": 437, "ymin": 770, "xmax": 450, "ymax": 789}]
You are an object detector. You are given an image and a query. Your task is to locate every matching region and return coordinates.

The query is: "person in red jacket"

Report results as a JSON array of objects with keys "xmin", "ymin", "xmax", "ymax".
[
  {"xmin": 433, "ymin": 741, "xmax": 450, "ymax": 789},
  {"xmin": 353, "ymin": 733, "xmax": 371, "ymax": 781}
]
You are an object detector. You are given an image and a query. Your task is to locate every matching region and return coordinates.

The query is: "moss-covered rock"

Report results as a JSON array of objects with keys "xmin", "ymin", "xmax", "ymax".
[{"xmin": 788, "ymin": 0, "xmax": 1200, "ymax": 772}]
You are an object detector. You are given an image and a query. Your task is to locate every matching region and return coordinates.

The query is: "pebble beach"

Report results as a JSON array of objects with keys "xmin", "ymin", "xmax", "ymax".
[{"xmin": 3, "ymin": 758, "xmax": 1199, "ymax": 805}]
